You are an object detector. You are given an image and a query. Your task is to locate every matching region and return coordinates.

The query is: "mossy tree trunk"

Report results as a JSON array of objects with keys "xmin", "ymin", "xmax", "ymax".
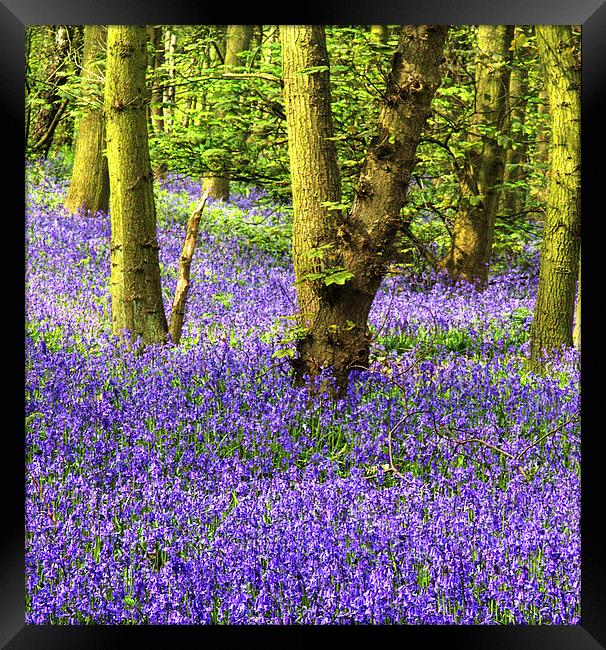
[
  {"xmin": 105, "ymin": 25, "xmax": 168, "ymax": 347},
  {"xmin": 202, "ymin": 25, "xmax": 253, "ymax": 201},
  {"xmin": 573, "ymin": 252, "xmax": 581, "ymax": 352},
  {"xmin": 280, "ymin": 25, "xmax": 343, "ymax": 326},
  {"xmin": 162, "ymin": 28, "xmax": 177, "ymax": 131},
  {"xmin": 370, "ymin": 25, "xmax": 389, "ymax": 44},
  {"xmin": 64, "ymin": 25, "xmax": 110, "ymax": 215},
  {"xmin": 500, "ymin": 26, "xmax": 530, "ymax": 220},
  {"xmin": 147, "ymin": 26, "xmax": 165, "ymax": 135},
  {"xmin": 282, "ymin": 25, "xmax": 448, "ymax": 396},
  {"xmin": 529, "ymin": 25, "xmax": 580, "ymax": 370},
  {"xmin": 439, "ymin": 25, "xmax": 514, "ymax": 288}
]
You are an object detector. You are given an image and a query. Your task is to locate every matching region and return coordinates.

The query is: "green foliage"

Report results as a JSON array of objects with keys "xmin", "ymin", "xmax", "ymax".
[{"xmin": 27, "ymin": 24, "xmax": 549, "ymax": 271}]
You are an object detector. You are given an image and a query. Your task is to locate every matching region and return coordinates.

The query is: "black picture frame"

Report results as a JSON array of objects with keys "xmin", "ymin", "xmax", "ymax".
[{"xmin": 5, "ymin": 1, "xmax": 605, "ymax": 647}]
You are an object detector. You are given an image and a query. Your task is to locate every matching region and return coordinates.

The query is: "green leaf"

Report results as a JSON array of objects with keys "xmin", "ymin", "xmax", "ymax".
[
  {"xmin": 324, "ymin": 270, "xmax": 354, "ymax": 286},
  {"xmin": 124, "ymin": 596, "xmax": 137, "ymax": 608},
  {"xmin": 303, "ymin": 244, "xmax": 332, "ymax": 259},
  {"xmin": 296, "ymin": 272, "xmax": 326, "ymax": 284},
  {"xmin": 272, "ymin": 348, "xmax": 295, "ymax": 359}
]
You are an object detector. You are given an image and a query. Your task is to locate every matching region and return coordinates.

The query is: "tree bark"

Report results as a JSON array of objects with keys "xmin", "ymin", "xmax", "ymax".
[
  {"xmin": 168, "ymin": 192, "xmax": 210, "ymax": 345},
  {"xmin": 162, "ymin": 28, "xmax": 177, "ymax": 132},
  {"xmin": 105, "ymin": 25, "xmax": 168, "ymax": 347},
  {"xmin": 280, "ymin": 25, "xmax": 343, "ymax": 324},
  {"xmin": 202, "ymin": 25, "xmax": 253, "ymax": 201},
  {"xmin": 439, "ymin": 25, "xmax": 514, "ymax": 288},
  {"xmin": 500, "ymin": 27, "xmax": 530, "ymax": 220},
  {"xmin": 370, "ymin": 25, "xmax": 389, "ymax": 44},
  {"xmin": 282, "ymin": 25, "xmax": 448, "ymax": 396},
  {"xmin": 529, "ymin": 26, "xmax": 580, "ymax": 370},
  {"xmin": 573, "ymin": 252, "xmax": 581, "ymax": 353},
  {"xmin": 147, "ymin": 26, "xmax": 165, "ymax": 135},
  {"xmin": 64, "ymin": 25, "xmax": 110, "ymax": 215}
]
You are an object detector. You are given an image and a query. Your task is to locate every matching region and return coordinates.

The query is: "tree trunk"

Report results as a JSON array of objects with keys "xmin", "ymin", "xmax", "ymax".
[
  {"xmin": 162, "ymin": 28, "xmax": 176, "ymax": 132},
  {"xmin": 148, "ymin": 26, "xmax": 165, "ymax": 135},
  {"xmin": 439, "ymin": 25, "xmax": 514, "ymax": 287},
  {"xmin": 531, "ymin": 35, "xmax": 551, "ymax": 207},
  {"xmin": 168, "ymin": 192, "xmax": 210, "ymax": 345},
  {"xmin": 252, "ymin": 25, "xmax": 263, "ymax": 52},
  {"xmin": 29, "ymin": 25, "xmax": 72, "ymax": 157},
  {"xmin": 64, "ymin": 25, "xmax": 110, "ymax": 215},
  {"xmin": 105, "ymin": 25, "xmax": 168, "ymax": 347},
  {"xmin": 529, "ymin": 25, "xmax": 580, "ymax": 370},
  {"xmin": 370, "ymin": 25, "xmax": 389, "ymax": 44},
  {"xmin": 573, "ymin": 251, "xmax": 581, "ymax": 353},
  {"xmin": 283, "ymin": 25, "xmax": 448, "ymax": 396},
  {"xmin": 202, "ymin": 25, "xmax": 253, "ymax": 201},
  {"xmin": 500, "ymin": 26, "xmax": 530, "ymax": 219},
  {"xmin": 535, "ymin": 88, "xmax": 550, "ymax": 165},
  {"xmin": 280, "ymin": 25, "xmax": 343, "ymax": 324}
]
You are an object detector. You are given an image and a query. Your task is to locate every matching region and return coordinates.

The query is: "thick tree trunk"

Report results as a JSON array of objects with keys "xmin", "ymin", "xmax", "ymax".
[
  {"xmin": 439, "ymin": 25, "xmax": 514, "ymax": 288},
  {"xmin": 532, "ymin": 45, "xmax": 551, "ymax": 207},
  {"xmin": 500, "ymin": 27, "xmax": 530, "ymax": 219},
  {"xmin": 529, "ymin": 26, "xmax": 580, "ymax": 370},
  {"xmin": 29, "ymin": 25, "xmax": 72, "ymax": 157},
  {"xmin": 64, "ymin": 25, "xmax": 110, "ymax": 215},
  {"xmin": 105, "ymin": 25, "xmax": 168, "ymax": 347},
  {"xmin": 535, "ymin": 88, "xmax": 550, "ymax": 165},
  {"xmin": 283, "ymin": 25, "xmax": 448, "ymax": 396},
  {"xmin": 280, "ymin": 25, "xmax": 343, "ymax": 324},
  {"xmin": 202, "ymin": 25, "xmax": 253, "ymax": 201}
]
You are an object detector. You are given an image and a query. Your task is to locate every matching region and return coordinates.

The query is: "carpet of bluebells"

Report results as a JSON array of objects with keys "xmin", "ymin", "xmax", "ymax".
[{"xmin": 25, "ymin": 156, "xmax": 580, "ymax": 624}]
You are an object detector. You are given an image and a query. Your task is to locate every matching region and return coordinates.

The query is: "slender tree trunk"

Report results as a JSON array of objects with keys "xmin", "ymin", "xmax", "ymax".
[
  {"xmin": 529, "ymin": 25, "xmax": 580, "ymax": 370},
  {"xmin": 162, "ymin": 28, "xmax": 176, "ymax": 132},
  {"xmin": 500, "ymin": 27, "xmax": 530, "ymax": 219},
  {"xmin": 283, "ymin": 25, "xmax": 448, "ymax": 396},
  {"xmin": 64, "ymin": 25, "xmax": 110, "ymax": 215},
  {"xmin": 105, "ymin": 25, "xmax": 168, "ymax": 346},
  {"xmin": 148, "ymin": 26, "xmax": 165, "ymax": 135},
  {"xmin": 265, "ymin": 26, "xmax": 279, "ymax": 65},
  {"xmin": 29, "ymin": 25, "xmax": 72, "ymax": 157},
  {"xmin": 573, "ymin": 252, "xmax": 581, "ymax": 352},
  {"xmin": 370, "ymin": 25, "xmax": 389, "ymax": 44},
  {"xmin": 252, "ymin": 25, "xmax": 264, "ymax": 52},
  {"xmin": 168, "ymin": 192, "xmax": 210, "ymax": 345},
  {"xmin": 439, "ymin": 25, "xmax": 514, "ymax": 287},
  {"xmin": 202, "ymin": 25, "xmax": 253, "ymax": 201}
]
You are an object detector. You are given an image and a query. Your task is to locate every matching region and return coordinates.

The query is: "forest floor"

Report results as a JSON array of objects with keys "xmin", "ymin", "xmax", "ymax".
[{"xmin": 25, "ymin": 157, "xmax": 580, "ymax": 624}]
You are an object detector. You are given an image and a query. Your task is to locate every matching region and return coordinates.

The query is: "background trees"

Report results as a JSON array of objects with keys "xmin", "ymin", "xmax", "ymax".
[
  {"xmin": 438, "ymin": 25, "xmax": 513, "ymax": 287},
  {"xmin": 64, "ymin": 25, "xmax": 110, "ymax": 215},
  {"xmin": 25, "ymin": 24, "xmax": 581, "ymax": 378},
  {"xmin": 26, "ymin": 25, "xmax": 76, "ymax": 157}
]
